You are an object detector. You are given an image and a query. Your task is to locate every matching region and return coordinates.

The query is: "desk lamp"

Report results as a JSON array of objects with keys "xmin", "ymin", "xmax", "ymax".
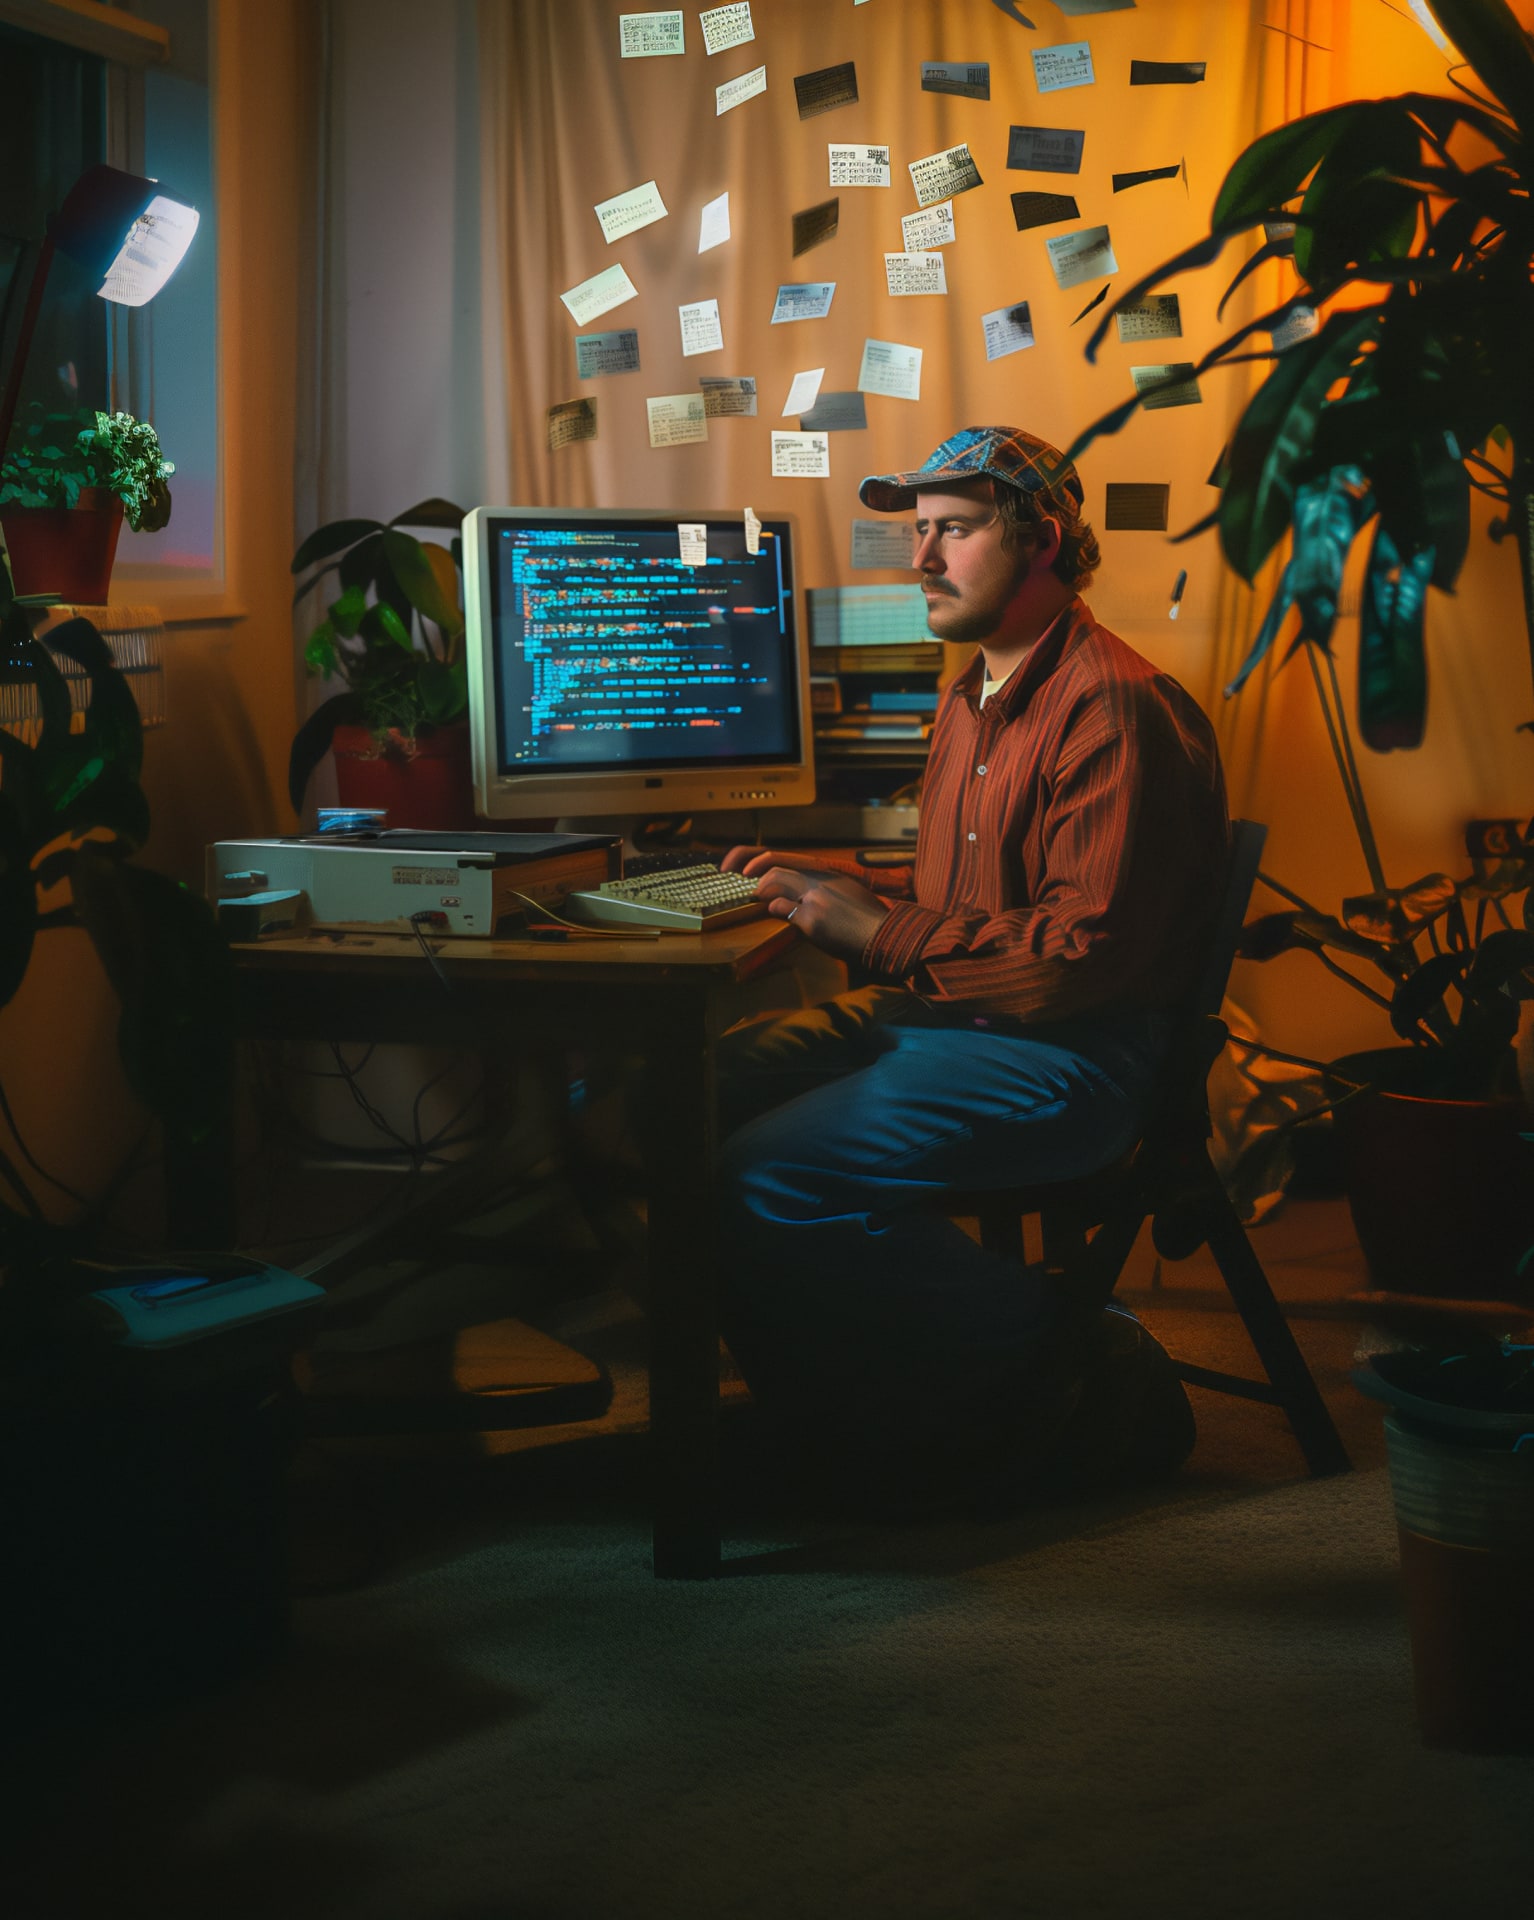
[{"xmin": 0, "ymin": 162, "xmax": 199, "ymax": 462}]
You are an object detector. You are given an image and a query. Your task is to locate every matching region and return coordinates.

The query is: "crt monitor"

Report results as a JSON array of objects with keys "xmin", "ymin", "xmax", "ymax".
[{"xmin": 462, "ymin": 506, "xmax": 815, "ymax": 820}]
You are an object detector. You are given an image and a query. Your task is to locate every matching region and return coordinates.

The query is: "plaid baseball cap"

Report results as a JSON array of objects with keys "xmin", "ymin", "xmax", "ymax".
[{"xmin": 858, "ymin": 425, "xmax": 1084, "ymax": 514}]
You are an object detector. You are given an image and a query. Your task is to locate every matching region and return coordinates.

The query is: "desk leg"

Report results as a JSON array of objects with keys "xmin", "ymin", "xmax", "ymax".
[{"xmin": 643, "ymin": 997, "xmax": 722, "ymax": 1579}]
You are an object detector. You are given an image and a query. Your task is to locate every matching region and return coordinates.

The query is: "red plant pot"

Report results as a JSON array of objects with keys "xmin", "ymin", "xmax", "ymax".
[
  {"xmin": 0, "ymin": 488, "xmax": 124, "ymax": 604},
  {"xmin": 331, "ymin": 721, "xmax": 479, "ymax": 831}
]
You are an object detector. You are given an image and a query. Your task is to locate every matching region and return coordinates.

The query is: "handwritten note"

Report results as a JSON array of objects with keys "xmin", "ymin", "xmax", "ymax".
[
  {"xmin": 902, "ymin": 202, "xmax": 954, "ymax": 250},
  {"xmin": 1032, "ymin": 41, "xmax": 1095, "ymax": 92},
  {"xmin": 560, "ymin": 263, "xmax": 639, "ymax": 326},
  {"xmin": 1114, "ymin": 294, "xmax": 1182, "ymax": 342},
  {"xmin": 699, "ymin": 376, "xmax": 758, "ymax": 416},
  {"xmin": 547, "ymin": 398, "xmax": 596, "ymax": 450},
  {"xmin": 716, "ymin": 64, "xmax": 767, "ymax": 115},
  {"xmin": 771, "ymin": 282, "xmax": 836, "ymax": 323},
  {"xmin": 594, "ymin": 179, "xmax": 668, "ymax": 245},
  {"xmin": 574, "ymin": 329, "xmax": 640, "ymax": 377},
  {"xmin": 619, "ymin": 11, "xmax": 684, "ymax": 57},
  {"xmin": 857, "ymin": 338, "xmax": 922, "ymax": 401},
  {"xmin": 851, "ymin": 520, "xmax": 918, "ymax": 569},
  {"xmin": 830, "ymin": 144, "xmax": 891, "ymax": 188},
  {"xmin": 678, "ymin": 522, "xmax": 709, "ymax": 566},
  {"xmin": 699, "ymin": 2, "xmax": 753, "ymax": 56},
  {"xmin": 981, "ymin": 302, "xmax": 1035, "ymax": 361},
  {"xmin": 646, "ymin": 392, "xmax": 709, "ymax": 447},
  {"xmin": 1044, "ymin": 224, "xmax": 1117, "ymax": 290},
  {"xmin": 908, "ymin": 143, "xmax": 983, "ymax": 208},
  {"xmin": 1132, "ymin": 362, "xmax": 1202, "ymax": 410},
  {"xmin": 679, "ymin": 298, "xmax": 724, "ymax": 357},
  {"xmin": 771, "ymin": 431, "xmax": 831, "ymax": 478},
  {"xmin": 885, "ymin": 251, "xmax": 947, "ymax": 296}
]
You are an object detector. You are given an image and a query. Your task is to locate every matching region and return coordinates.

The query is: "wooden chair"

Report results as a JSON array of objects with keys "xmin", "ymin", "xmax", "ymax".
[{"xmin": 939, "ymin": 819, "xmax": 1350, "ymax": 1478}]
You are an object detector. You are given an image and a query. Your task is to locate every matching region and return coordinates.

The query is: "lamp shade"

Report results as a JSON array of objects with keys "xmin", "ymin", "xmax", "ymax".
[{"xmin": 52, "ymin": 164, "xmax": 199, "ymax": 309}]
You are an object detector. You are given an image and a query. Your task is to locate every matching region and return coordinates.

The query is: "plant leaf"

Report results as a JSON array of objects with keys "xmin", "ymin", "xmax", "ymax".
[
  {"xmin": 0, "ymin": 793, "xmax": 38, "ymax": 1010},
  {"xmin": 327, "ymin": 583, "xmax": 367, "ymax": 638},
  {"xmin": 1211, "ymin": 102, "xmax": 1374, "ymax": 232},
  {"xmin": 389, "ymin": 498, "xmax": 468, "ymax": 529},
  {"xmin": 1422, "ymin": 0, "xmax": 1534, "ymax": 137},
  {"xmin": 1357, "ymin": 521, "xmax": 1431, "ymax": 751},
  {"xmin": 1293, "ymin": 103, "xmax": 1423, "ymax": 285},
  {"xmin": 383, "ymin": 528, "xmax": 463, "ymax": 636},
  {"xmin": 288, "ymin": 689, "xmax": 366, "ymax": 812},
  {"xmin": 290, "ymin": 518, "xmax": 384, "ymax": 575},
  {"xmin": 360, "ymin": 600, "xmax": 413, "ymax": 653},
  {"xmin": 1390, "ymin": 948, "xmax": 1468, "ymax": 1041}
]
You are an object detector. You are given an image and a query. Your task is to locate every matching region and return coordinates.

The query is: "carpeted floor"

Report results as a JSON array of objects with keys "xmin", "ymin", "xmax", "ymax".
[{"xmin": 6, "ymin": 1200, "xmax": 1533, "ymax": 1919}]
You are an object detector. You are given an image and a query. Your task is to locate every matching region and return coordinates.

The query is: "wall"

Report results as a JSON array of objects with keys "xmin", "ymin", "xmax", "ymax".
[{"xmin": 0, "ymin": 0, "xmax": 315, "ymax": 1223}]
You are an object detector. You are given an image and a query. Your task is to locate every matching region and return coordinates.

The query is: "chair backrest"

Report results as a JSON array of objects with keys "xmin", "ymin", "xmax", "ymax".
[{"xmin": 1191, "ymin": 819, "xmax": 1267, "ymax": 1021}]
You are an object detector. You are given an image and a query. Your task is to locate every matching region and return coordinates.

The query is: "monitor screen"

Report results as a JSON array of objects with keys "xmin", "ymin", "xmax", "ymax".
[{"xmin": 463, "ymin": 507, "xmax": 815, "ymax": 820}]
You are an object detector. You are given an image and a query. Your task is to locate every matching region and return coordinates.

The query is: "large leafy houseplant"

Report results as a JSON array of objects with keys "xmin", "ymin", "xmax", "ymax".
[
  {"xmin": 0, "ymin": 558, "xmax": 231, "ymax": 1295},
  {"xmin": 287, "ymin": 500, "xmax": 469, "ymax": 812},
  {"xmin": 1068, "ymin": 0, "xmax": 1534, "ymax": 749}
]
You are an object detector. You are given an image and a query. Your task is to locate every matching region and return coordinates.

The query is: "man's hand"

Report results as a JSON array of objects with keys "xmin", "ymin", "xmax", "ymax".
[
  {"xmin": 720, "ymin": 845, "xmax": 828, "ymax": 877},
  {"xmin": 750, "ymin": 866, "xmax": 890, "ymax": 960}
]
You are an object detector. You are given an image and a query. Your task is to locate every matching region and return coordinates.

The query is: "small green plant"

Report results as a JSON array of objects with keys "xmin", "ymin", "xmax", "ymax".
[
  {"xmin": 287, "ymin": 500, "xmax": 468, "ymax": 810},
  {"xmin": 0, "ymin": 405, "xmax": 174, "ymax": 532}
]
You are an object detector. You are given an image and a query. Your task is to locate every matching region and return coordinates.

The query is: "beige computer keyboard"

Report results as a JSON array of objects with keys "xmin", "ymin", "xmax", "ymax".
[{"xmin": 564, "ymin": 864, "xmax": 765, "ymax": 932}]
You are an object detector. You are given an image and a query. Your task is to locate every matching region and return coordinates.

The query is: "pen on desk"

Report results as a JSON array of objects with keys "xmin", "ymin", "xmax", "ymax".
[{"xmin": 1168, "ymin": 568, "xmax": 1188, "ymax": 620}]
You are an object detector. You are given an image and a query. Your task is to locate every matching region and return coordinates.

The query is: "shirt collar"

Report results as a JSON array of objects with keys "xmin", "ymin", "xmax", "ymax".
[{"xmin": 951, "ymin": 598, "xmax": 1086, "ymax": 720}]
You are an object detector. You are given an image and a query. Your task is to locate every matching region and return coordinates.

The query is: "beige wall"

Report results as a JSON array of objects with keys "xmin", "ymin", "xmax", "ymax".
[{"xmin": 0, "ymin": 0, "xmax": 314, "ymax": 1221}]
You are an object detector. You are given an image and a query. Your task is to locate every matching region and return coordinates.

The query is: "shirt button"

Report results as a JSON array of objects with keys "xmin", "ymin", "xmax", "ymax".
[
  {"xmin": 967, "ymin": 831, "xmax": 977, "ymax": 842},
  {"xmin": 976, "ymin": 764, "xmax": 987, "ymax": 776}
]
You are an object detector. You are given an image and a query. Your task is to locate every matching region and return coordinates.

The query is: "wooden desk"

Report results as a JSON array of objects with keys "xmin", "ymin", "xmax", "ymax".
[{"xmin": 194, "ymin": 916, "xmax": 800, "ymax": 1580}]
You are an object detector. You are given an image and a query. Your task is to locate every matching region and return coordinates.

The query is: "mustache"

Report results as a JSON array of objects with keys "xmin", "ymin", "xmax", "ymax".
[{"xmin": 922, "ymin": 580, "xmax": 959, "ymax": 596}]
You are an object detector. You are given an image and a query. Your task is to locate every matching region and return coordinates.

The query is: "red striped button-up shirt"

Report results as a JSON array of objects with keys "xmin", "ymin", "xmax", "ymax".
[{"xmin": 850, "ymin": 596, "xmax": 1230, "ymax": 1025}]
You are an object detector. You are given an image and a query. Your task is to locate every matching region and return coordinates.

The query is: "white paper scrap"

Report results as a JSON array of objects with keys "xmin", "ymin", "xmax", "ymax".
[
  {"xmin": 909, "ymin": 143, "xmax": 984, "ymax": 209},
  {"xmin": 901, "ymin": 202, "xmax": 954, "ymax": 251},
  {"xmin": 699, "ymin": 375, "xmax": 758, "ymax": 416},
  {"xmin": 646, "ymin": 392, "xmax": 710, "ymax": 447},
  {"xmin": 857, "ymin": 338, "xmax": 922, "ymax": 401},
  {"xmin": 1408, "ymin": 0, "xmax": 1453, "ymax": 53},
  {"xmin": 698, "ymin": 190, "xmax": 731, "ymax": 253},
  {"xmin": 782, "ymin": 367, "xmax": 825, "ymax": 416},
  {"xmin": 678, "ymin": 522, "xmax": 708, "ymax": 566},
  {"xmin": 830, "ymin": 144, "xmax": 891, "ymax": 188},
  {"xmin": 1114, "ymin": 294, "xmax": 1182, "ymax": 343},
  {"xmin": 771, "ymin": 431, "xmax": 831, "ymax": 478},
  {"xmin": 1032, "ymin": 41, "xmax": 1096, "ymax": 93},
  {"xmin": 619, "ymin": 11, "xmax": 685, "ymax": 57},
  {"xmin": 981, "ymin": 301, "xmax": 1035, "ymax": 361},
  {"xmin": 744, "ymin": 505, "xmax": 762, "ymax": 555},
  {"xmin": 884, "ymin": 250, "xmax": 947, "ymax": 296},
  {"xmin": 771, "ymin": 282, "xmax": 836, "ymax": 323},
  {"xmin": 716, "ymin": 63, "xmax": 767, "ymax": 115},
  {"xmin": 560, "ymin": 262, "xmax": 639, "ymax": 326},
  {"xmin": 700, "ymin": 2, "xmax": 754, "ymax": 56},
  {"xmin": 594, "ymin": 179, "xmax": 669, "ymax": 245},
  {"xmin": 851, "ymin": 520, "xmax": 918, "ymax": 569},
  {"xmin": 1044, "ymin": 223, "xmax": 1117, "ymax": 290},
  {"xmin": 1131, "ymin": 362, "xmax": 1202, "ymax": 409},
  {"xmin": 679, "ymin": 297, "xmax": 724, "ymax": 357}
]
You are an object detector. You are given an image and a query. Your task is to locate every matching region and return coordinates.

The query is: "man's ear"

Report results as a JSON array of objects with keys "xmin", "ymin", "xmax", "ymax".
[{"xmin": 1032, "ymin": 516, "xmax": 1062, "ymax": 571}]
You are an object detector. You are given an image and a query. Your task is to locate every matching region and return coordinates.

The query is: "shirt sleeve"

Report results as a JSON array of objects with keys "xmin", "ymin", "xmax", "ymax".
[{"xmin": 858, "ymin": 715, "xmax": 1187, "ymax": 1020}]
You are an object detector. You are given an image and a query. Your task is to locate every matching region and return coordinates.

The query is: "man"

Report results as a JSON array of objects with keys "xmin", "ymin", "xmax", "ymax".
[{"xmin": 714, "ymin": 426, "xmax": 1229, "ymax": 1498}]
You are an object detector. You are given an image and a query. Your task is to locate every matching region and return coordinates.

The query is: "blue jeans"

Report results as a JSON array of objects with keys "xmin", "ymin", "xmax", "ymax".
[{"xmin": 714, "ymin": 987, "xmax": 1169, "ymax": 1464}]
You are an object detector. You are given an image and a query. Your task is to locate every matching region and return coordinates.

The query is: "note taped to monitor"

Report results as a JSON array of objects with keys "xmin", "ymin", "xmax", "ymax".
[
  {"xmin": 1044, "ymin": 224, "xmax": 1117, "ymax": 290},
  {"xmin": 575, "ymin": 329, "xmax": 640, "ymax": 378},
  {"xmin": 646, "ymin": 392, "xmax": 709, "ymax": 447},
  {"xmin": 771, "ymin": 431, "xmax": 830, "ymax": 478}
]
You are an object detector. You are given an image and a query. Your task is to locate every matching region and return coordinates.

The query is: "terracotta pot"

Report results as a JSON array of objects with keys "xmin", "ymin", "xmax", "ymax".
[
  {"xmin": 0, "ymin": 488, "xmax": 124, "ymax": 604},
  {"xmin": 1331, "ymin": 1047, "xmax": 1534, "ymax": 1300},
  {"xmin": 331, "ymin": 721, "xmax": 478, "ymax": 830}
]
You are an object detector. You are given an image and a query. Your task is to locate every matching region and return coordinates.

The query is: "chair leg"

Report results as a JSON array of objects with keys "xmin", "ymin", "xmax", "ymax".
[{"xmin": 1199, "ymin": 1171, "xmax": 1351, "ymax": 1478}]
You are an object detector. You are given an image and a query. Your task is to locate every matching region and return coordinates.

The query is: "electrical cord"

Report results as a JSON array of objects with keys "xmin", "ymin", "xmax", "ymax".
[{"xmin": 0, "ymin": 1068, "xmax": 91, "ymax": 1211}]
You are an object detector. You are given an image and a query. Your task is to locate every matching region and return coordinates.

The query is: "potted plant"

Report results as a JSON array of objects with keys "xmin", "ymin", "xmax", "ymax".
[
  {"xmin": 0, "ymin": 405, "xmax": 174, "ymax": 605},
  {"xmin": 288, "ymin": 500, "xmax": 474, "ymax": 829}
]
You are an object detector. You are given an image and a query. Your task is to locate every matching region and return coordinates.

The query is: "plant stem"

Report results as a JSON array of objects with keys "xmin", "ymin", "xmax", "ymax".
[{"xmin": 1309, "ymin": 641, "xmax": 1388, "ymax": 895}]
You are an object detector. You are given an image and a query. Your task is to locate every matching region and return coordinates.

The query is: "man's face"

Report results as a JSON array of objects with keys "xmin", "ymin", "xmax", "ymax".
[{"xmin": 912, "ymin": 482, "xmax": 1057, "ymax": 644}]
